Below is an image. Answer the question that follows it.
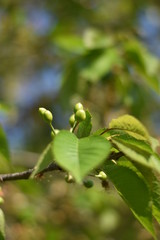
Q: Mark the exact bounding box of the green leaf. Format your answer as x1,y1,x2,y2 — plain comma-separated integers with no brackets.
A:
54,34,85,54
0,208,5,240
113,134,153,154
104,163,156,238
109,114,150,141
0,125,11,172
92,128,106,136
0,103,12,113
125,41,146,71
111,134,160,174
83,28,113,49
150,137,160,152
53,130,111,182
31,144,53,178
131,161,160,224
120,157,160,225
152,178,160,223
77,110,92,138
125,40,160,94
80,48,120,82
0,125,10,162
60,61,79,108
139,72,160,95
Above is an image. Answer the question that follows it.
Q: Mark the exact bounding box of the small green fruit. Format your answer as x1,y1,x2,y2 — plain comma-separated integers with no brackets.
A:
39,107,47,116
43,110,53,123
74,102,83,113
75,109,86,122
83,180,94,188
39,107,53,123
69,114,76,127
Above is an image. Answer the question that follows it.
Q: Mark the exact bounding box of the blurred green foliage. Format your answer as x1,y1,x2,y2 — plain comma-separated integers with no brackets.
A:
0,0,160,239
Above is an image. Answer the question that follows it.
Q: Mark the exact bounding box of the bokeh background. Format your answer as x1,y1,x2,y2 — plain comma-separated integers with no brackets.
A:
0,0,160,239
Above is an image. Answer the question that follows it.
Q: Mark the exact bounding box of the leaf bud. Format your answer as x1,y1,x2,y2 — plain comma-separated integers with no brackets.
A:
65,173,74,183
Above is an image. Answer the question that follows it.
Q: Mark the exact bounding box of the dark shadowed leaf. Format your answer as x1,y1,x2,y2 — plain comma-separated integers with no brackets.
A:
104,162,156,239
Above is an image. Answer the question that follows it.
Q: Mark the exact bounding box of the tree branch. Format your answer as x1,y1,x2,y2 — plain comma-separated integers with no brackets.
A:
0,151,123,182
0,162,62,182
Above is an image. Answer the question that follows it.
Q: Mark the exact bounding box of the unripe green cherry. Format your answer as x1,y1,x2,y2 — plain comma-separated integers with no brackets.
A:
39,107,53,123
74,102,83,113
75,109,86,122
69,114,76,127
83,179,94,188
43,110,53,123
39,107,47,116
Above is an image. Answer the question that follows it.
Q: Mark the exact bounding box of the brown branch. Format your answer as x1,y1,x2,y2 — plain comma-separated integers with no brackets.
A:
0,162,62,182
0,151,123,182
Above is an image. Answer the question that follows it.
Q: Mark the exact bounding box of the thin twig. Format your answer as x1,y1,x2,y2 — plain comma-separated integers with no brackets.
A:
0,162,62,182
0,151,123,182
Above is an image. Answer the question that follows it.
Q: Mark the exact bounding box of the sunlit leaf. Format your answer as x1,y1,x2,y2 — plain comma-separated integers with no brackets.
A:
83,28,113,49
53,130,111,182
54,34,85,54
150,137,160,152
108,114,150,141
111,134,160,174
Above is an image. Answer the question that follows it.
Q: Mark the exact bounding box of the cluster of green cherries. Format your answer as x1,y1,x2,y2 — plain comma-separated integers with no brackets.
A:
39,102,87,135
69,102,86,130
38,103,108,189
